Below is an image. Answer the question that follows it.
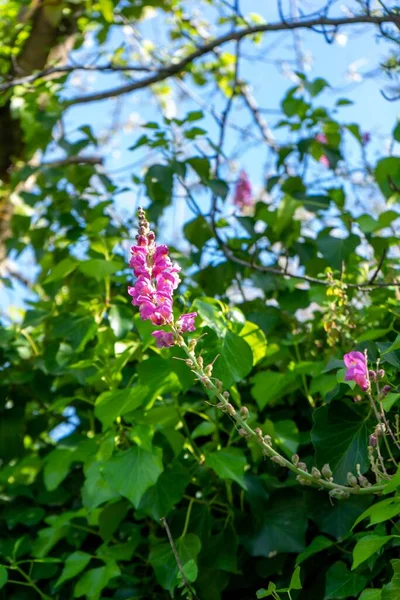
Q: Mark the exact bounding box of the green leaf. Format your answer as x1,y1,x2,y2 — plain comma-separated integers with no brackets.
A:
312,400,370,483
138,462,191,520
359,590,382,600
384,465,400,494
382,334,400,354
44,257,78,283
144,164,174,206
79,259,122,280
353,497,400,528
74,562,120,599
95,387,147,428
352,535,395,570
246,493,307,556
382,559,400,599
375,157,400,200
204,330,253,389
82,462,120,511
316,234,360,270
51,314,98,352
149,534,201,594
206,448,247,490
288,566,302,590
273,419,300,458
56,551,92,587
32,526,68,558
305,77,329,97
296,536,334,566
239,321,267,365
184,216,213,249
108,305,133,339
103,446,163,508
251,371,295,410
0,565,8,589
43,447,75,491
325,562,367,599
99,0,114,22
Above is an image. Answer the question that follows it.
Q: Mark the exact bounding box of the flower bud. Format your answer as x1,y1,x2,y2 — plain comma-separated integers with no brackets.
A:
329,489,350,500
296,475,312,486
321,464,333,480
185,359,193,367
189,339,197,352
240,406,249,420
238,428,247,437
254,428,263,441
298,462,308,472
223,391,230,399
204,365,213,377
226,403,236,417
377,369,385,379
311,467,321,479
375,423,386,437
291,454,299,467
369,434,377,447
368,370,377,382
358,474,371,488
347,472,358,487
263,435,272,445
271,455,286,466
197,356,203,369
382,385,391,397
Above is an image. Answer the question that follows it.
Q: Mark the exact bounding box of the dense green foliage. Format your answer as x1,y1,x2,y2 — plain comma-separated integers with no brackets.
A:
1,1,400,599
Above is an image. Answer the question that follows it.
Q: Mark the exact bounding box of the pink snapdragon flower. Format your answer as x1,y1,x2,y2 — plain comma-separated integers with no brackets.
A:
152,330,175,348
128,207,197,348
233,170,253,208
177,312,197,332
343,351,369,391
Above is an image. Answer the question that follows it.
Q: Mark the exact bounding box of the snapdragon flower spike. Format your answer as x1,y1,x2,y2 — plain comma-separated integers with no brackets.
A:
233,170,253,208
128,208,198,349
344,351,369,391
128,207,181,326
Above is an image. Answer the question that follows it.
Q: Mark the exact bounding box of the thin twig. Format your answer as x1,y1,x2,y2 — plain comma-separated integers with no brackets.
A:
369,249,388,284
160,517,200,600
64,13,400,106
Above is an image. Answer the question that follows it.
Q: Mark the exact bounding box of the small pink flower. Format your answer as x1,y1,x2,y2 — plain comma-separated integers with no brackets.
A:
319,155,330,168
316,133,328,144
344,351,369,391
152,330,175,348
177,312,197,333
233,170,253,208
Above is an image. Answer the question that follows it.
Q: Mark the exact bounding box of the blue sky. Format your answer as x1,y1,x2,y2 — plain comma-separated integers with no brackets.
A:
1,0,399,312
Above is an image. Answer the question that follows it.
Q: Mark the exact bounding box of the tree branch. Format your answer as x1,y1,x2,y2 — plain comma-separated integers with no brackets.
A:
40,155,103,169
0,63,154,92
65,13,400,107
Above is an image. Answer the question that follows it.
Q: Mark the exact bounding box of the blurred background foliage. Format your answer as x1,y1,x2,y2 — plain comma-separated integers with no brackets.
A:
1,1,400,599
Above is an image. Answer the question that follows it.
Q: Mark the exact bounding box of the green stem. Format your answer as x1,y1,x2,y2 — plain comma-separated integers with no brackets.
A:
175,399,201,460
181,498,194,539
294,343,315,408
178,338,386,496
12,565,50,600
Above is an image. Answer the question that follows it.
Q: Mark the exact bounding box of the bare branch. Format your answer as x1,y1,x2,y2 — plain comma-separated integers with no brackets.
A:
0,63,154,92
216,235,400,289
65,13,400,107
40,155,103,169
